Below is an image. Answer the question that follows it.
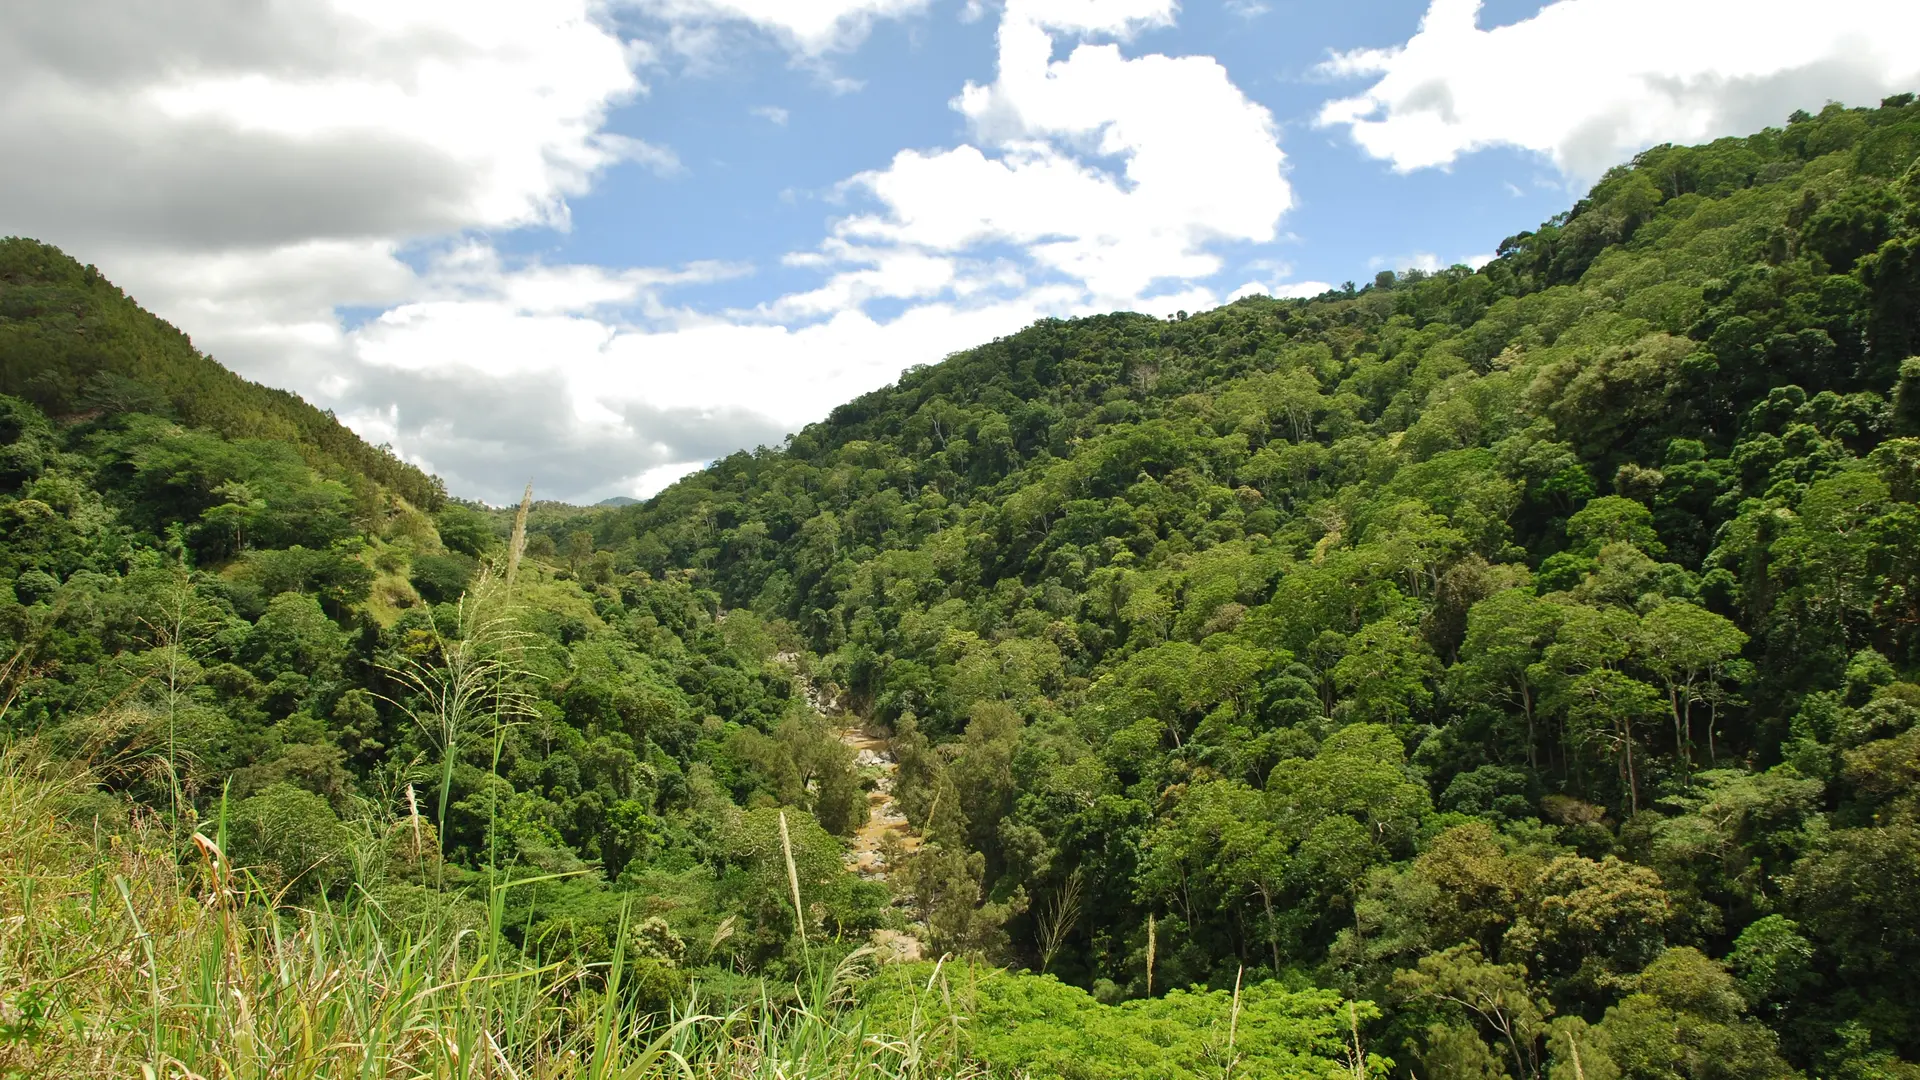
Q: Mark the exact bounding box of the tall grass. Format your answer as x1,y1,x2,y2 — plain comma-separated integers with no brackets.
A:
506,484,533,591
0,750,985,1079
377,569,537,886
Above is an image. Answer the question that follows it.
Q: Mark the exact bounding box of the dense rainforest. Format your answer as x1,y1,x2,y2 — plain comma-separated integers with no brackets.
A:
6,96,1920,1079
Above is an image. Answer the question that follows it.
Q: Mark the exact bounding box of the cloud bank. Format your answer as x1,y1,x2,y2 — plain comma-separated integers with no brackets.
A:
5,0,1912,503
1318,0,1920,179
1,0,1300,503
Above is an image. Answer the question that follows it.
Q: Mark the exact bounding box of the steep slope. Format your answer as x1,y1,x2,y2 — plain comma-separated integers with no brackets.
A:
0,238,443,510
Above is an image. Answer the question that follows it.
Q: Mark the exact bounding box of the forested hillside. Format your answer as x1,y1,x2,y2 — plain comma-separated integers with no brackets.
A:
0,239,444,509
6,96,1920,1078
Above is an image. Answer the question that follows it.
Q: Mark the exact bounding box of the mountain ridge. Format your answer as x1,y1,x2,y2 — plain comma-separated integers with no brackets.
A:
0,237,444,510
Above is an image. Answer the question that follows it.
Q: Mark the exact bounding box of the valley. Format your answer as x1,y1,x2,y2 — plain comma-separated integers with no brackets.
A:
4,95,1920,1078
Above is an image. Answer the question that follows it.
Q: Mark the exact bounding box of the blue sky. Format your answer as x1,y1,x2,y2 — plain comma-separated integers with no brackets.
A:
533,0,1565,309
5,0,1917,503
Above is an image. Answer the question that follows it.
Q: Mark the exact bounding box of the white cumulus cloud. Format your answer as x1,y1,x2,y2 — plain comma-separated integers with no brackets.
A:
335,269,1069,499
1,0,646,253
625,0,933,56
1230,279,1332,302
830,0,1290,304
1318,0,1920,179
1009,0,1179,35
1368,252,1442,274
